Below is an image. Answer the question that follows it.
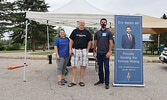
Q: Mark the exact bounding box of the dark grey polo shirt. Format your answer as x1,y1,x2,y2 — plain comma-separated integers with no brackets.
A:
94,29,113,53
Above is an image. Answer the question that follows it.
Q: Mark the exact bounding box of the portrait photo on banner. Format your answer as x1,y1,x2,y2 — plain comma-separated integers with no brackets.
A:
116,17,142,50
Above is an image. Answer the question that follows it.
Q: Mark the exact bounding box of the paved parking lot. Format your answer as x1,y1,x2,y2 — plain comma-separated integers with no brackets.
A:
0,57,167,100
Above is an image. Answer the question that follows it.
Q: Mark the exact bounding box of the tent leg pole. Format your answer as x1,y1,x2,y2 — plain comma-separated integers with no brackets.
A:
47,20,52,64
23,20,28,82
47,20,50,54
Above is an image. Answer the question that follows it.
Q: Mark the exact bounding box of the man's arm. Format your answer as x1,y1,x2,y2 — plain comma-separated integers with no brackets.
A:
93,40,97,57
87,41,92,52
106,40,113,58
69,39,73,57
87,31,92,52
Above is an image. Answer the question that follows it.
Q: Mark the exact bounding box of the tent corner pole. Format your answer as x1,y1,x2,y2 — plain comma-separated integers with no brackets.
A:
47,20,50,55
47,20,52,64
23,20,28,82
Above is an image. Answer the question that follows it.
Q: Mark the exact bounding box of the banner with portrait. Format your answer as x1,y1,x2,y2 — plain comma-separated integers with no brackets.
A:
114,15,144,86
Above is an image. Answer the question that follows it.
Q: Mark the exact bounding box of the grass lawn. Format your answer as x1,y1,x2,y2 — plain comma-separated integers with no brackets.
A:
30,51,54,55
143,53,160,57
143,51,160,57
30,51,160,57
0,50,25,53
0,50,54,55
0,50,161,57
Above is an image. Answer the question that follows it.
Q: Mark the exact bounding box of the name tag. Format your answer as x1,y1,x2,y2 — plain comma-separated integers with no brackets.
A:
102,33,107,37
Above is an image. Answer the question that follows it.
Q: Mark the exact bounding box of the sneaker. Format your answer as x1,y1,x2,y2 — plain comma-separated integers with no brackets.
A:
58,81,65,86
61,79,67,83
105,84,109,89
94,81,104,86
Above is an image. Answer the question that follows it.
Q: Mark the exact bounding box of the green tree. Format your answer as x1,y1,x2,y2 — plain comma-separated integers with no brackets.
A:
0,39,13,50
8,0,57,51
0,0,15,39
0,40,6,50
150,13,167,47
162,13,167,20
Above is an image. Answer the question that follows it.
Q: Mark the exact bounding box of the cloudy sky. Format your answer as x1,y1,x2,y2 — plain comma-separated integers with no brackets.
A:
45,0,167,18
44,0,167,38
4,0,166,39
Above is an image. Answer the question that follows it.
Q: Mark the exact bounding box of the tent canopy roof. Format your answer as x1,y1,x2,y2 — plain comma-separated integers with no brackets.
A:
134,13,167,28
26,0,167,34
51,0,110,14
26,0,114,28
133,14,167,34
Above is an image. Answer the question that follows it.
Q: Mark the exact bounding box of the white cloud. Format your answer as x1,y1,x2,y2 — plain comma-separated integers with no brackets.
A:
4,0,166,39
46,0,71,11
45,0,167,39
46,0,167,18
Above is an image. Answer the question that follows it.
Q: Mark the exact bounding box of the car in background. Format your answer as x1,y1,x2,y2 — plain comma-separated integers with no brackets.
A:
159,47,167,63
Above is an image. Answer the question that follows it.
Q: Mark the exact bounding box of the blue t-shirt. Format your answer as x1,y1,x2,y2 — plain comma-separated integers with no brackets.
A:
54,37,69,57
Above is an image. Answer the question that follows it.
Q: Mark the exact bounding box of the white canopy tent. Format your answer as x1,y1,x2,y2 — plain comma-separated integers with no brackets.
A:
24,0,167,81
26,0,114,28
24,0,114,82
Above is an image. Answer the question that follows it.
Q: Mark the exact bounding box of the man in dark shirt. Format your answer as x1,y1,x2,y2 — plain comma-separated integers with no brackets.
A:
93,18,113,89
68,20,92,87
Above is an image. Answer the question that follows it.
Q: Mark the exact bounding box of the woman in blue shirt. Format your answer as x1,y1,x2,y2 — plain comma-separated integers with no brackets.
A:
54,29,69,86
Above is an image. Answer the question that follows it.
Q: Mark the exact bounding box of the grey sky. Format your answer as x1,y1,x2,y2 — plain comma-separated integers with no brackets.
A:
46,0,167,18
3,0,166,39
44,0,166,39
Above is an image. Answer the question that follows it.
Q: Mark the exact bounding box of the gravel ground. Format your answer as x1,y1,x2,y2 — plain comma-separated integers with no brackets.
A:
0,57,167,100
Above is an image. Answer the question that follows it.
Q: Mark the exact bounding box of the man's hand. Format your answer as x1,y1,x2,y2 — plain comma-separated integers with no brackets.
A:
93,40,97,58
93,51,96,57
87,49,89,53
69,39,73,57
106,52,111,58
106,40,113,58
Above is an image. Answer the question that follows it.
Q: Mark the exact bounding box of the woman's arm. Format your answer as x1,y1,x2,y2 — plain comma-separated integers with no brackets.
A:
54,46,60,59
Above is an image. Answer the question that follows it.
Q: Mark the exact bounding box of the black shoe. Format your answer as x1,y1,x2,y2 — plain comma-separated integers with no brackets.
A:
105,84,109,89
94,81,104,86
68,82,77,87
61,79,67,83
58,81,65,86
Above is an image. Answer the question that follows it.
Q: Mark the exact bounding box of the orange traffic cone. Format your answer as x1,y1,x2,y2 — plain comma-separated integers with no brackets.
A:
8,64,28,70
